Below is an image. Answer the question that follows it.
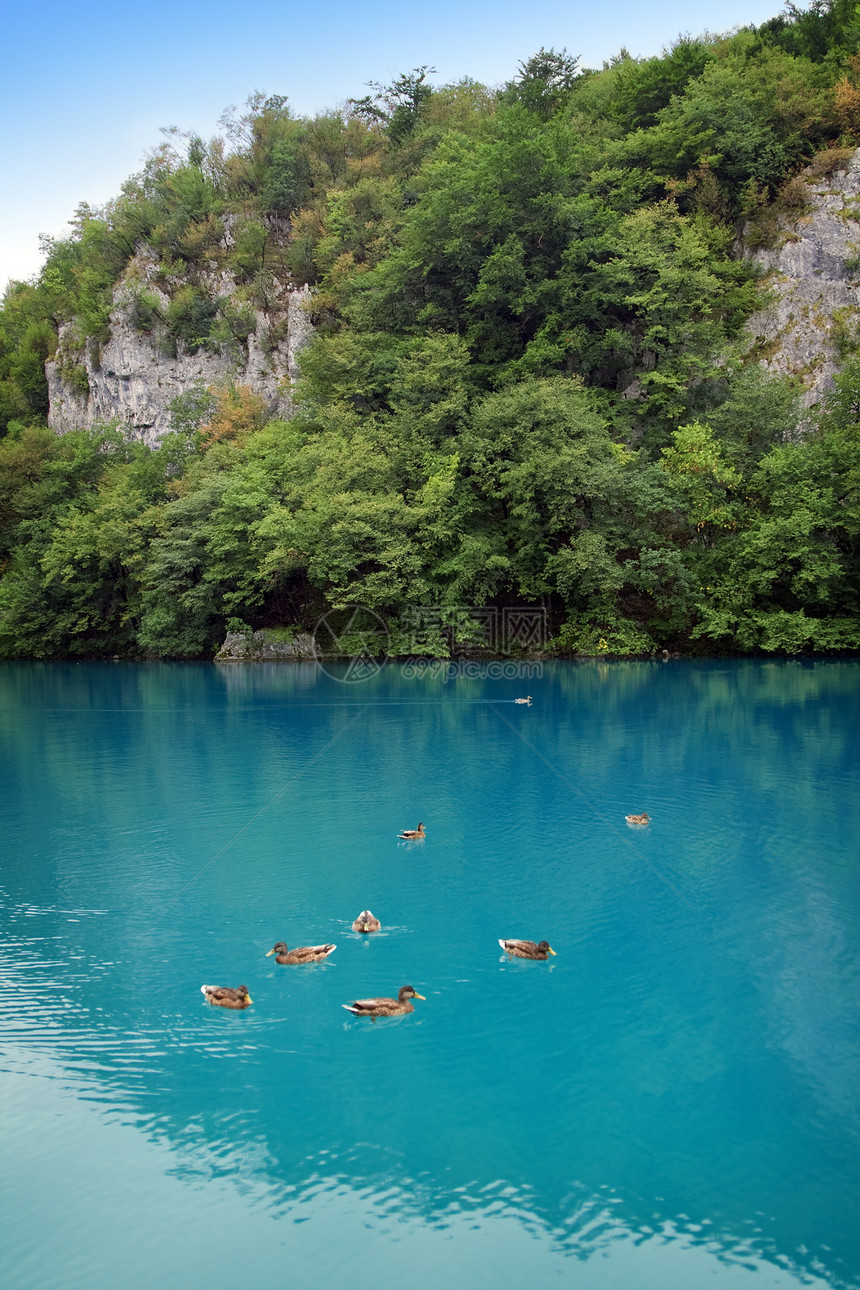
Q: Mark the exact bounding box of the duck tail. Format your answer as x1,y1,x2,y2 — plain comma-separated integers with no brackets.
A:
342,1004,359,1014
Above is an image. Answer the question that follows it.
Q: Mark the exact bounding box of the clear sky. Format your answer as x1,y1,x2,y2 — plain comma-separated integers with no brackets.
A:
2,0,785,290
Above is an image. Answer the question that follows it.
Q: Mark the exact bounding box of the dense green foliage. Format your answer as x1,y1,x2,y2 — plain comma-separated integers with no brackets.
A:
1,1,859,658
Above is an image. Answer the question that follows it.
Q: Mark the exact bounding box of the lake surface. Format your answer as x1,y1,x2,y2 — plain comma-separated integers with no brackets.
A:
1,658,858,1289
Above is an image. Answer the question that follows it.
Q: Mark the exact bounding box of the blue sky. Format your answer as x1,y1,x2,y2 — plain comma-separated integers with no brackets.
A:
2,0,785,289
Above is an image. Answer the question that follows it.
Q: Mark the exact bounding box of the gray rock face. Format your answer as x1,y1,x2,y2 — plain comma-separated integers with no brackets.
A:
215,629,318,662
744,151,860,406
47,255,314,445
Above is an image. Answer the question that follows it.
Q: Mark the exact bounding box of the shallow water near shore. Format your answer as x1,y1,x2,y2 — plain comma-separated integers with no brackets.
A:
1,658,858,1290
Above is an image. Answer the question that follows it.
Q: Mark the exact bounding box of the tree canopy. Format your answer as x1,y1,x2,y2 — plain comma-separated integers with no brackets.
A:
1,0,859,658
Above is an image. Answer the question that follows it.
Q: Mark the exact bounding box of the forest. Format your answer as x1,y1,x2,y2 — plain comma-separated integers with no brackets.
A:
1,0,859,659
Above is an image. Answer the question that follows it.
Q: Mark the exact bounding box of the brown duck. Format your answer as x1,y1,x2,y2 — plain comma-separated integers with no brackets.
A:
498,939,557,960
398,822,425,840
342,985,425,1018
625,812,650,825
201,984,252,1009
266,941,336,965
352,910,381,933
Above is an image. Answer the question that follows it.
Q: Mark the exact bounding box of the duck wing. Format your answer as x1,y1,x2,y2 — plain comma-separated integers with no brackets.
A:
201,984,235,1001
342,996,396,1014
201,985,251,1006
499,939,540,957
290,943,336,962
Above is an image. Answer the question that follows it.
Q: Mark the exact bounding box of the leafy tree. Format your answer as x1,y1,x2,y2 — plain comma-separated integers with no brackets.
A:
0,426,157,657
624,35,836,210
350,67,436,142
500,48,581,120
604,39,714,133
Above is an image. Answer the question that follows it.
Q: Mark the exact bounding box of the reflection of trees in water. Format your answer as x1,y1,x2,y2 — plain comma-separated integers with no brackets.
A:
1,659,858,1288
2,930,857,1290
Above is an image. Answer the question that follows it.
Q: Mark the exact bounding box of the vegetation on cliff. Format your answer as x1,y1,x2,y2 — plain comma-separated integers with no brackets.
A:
1,0,859,658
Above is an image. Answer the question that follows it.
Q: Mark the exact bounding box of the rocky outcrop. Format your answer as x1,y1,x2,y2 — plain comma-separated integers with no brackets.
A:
215,629,318,662
47,251,314,445
744,150,860,406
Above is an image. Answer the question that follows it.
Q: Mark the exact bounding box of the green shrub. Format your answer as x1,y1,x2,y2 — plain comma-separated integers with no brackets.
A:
165,287,218,354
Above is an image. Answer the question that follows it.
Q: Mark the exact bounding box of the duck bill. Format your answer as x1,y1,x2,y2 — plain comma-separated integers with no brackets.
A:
413,992,426,1000
245,996,253,1004
265,949,275,957
548,948,557,955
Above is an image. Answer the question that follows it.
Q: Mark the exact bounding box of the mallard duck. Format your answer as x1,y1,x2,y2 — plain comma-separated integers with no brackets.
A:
514,696,533,705
498,939,557,960
201,984,252,1009
352,910,381,933
265,941,336,964
625,812,650,825
398,822,425,840
342,985,425,1017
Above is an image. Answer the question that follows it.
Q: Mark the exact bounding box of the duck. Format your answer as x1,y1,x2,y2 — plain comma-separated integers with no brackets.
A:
352,910,381,933
398,822,425,840
498,939,557,960
265,941,336,964
625,812,650,826
514,696,533,705
342,985,425,1018
201,984,252,1009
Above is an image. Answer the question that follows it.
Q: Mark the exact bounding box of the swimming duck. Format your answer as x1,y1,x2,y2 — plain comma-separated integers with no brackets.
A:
398,822,425,840
498,939,557,960
265,941,336,964
514,696,533,705
342,985,425,1018
625,812,650,826
352,910,381,933
201,984,252,1009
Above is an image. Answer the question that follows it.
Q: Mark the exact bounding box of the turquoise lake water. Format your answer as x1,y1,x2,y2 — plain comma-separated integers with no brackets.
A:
0,658,858,1289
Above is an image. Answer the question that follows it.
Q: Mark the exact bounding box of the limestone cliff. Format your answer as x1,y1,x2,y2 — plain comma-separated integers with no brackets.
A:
46,147,860,439
743,149,860,407
46,250,314,445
